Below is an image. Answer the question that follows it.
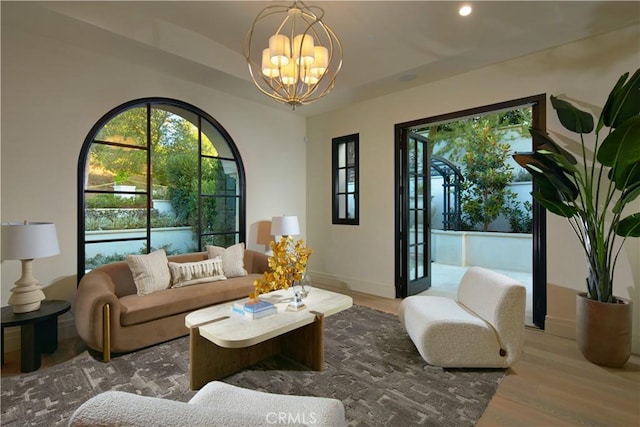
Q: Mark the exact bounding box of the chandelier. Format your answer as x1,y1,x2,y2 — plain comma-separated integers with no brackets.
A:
243,1,343,109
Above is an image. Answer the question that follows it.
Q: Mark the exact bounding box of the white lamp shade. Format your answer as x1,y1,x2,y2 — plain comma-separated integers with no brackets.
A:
293,34,315,65
1,222,60,260
280,61,299,85
269,34,291,67
310,46,328,75
271,216,300,236
261,48,280,77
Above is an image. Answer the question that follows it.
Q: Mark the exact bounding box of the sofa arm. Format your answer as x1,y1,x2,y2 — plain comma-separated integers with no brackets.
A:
244,249,270,274
74,270,121,355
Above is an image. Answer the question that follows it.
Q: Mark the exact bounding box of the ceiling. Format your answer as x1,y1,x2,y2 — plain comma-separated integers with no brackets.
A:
3,1,639,116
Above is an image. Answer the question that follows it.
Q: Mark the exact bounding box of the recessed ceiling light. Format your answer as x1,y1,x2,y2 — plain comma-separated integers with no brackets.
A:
459,4,472,17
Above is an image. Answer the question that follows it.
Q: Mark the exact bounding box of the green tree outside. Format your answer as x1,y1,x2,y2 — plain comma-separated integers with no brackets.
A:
459,119,517,231
423,109,532,232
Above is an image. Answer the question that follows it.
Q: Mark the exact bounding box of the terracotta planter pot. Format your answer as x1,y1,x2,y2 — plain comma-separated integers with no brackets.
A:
576,293,632,368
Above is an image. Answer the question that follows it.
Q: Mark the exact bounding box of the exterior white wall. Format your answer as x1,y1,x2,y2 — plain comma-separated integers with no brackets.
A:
0,26,307,316
306,25,640,350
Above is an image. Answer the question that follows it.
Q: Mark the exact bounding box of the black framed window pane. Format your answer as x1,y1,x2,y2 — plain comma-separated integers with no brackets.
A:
201,120,233,158
409,252,417,281
338,194,346,218
201,196,238,234
338,169,346,192
347,168,356,189
95,107,147,146
201,233,238,248
87,144,148,192
85,197,148,232
202,158,239,195
347,194,356,219
79,99,246,277
408,144,416,171
332,133,359,225
338,143,346,167
84,240,146,271
151,229,196,255
347,142,356,166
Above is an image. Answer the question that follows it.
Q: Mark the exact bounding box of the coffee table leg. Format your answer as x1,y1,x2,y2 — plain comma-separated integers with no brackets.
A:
20,323,41,373
189,313,326,390
282,312,325,370
190,327,276,390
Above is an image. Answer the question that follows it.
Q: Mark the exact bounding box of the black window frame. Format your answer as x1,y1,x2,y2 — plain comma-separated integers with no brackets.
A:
332,133,359,225
77,97,246,281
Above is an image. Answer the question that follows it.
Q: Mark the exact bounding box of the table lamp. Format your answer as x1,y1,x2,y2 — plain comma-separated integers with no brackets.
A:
271,215,300,238
1,221,60,313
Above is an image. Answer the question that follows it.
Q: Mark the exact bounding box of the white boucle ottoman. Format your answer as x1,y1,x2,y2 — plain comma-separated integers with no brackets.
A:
399,266,526,368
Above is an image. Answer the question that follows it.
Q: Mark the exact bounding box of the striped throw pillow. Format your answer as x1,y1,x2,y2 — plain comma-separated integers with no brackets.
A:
169,256,226,288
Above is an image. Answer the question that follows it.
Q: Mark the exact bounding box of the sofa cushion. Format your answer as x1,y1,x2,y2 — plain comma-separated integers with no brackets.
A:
207,243,248,278
169,257,226,288
119,274,260,326
126,249,171,296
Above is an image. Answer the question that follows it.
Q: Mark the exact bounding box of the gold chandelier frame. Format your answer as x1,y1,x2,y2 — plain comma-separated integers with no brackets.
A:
243,1,343,109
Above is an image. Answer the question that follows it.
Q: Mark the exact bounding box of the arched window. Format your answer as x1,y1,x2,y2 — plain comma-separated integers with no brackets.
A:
77,98,245,279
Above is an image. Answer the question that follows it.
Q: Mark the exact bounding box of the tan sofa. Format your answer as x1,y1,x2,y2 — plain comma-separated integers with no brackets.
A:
74,250,269,361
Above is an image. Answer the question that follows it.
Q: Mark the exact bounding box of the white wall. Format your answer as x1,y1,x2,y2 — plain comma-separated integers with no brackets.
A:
0,25,307,331
306,25,640,350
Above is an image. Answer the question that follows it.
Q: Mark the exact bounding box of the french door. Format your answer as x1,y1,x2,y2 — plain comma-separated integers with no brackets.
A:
394,95,548,329
395,131,431,296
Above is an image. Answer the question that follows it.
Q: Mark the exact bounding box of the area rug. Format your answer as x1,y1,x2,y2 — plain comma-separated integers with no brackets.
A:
1,305,505,426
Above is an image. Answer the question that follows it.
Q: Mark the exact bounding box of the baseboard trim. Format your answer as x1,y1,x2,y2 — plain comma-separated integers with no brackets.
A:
544,315,576,340
309,271,395,299
2,312,77,352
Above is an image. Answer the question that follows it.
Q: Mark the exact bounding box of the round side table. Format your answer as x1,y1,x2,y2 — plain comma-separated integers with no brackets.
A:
1,300,71,372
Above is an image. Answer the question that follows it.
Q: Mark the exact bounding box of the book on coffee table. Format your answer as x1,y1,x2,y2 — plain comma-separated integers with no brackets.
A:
231,299,277,319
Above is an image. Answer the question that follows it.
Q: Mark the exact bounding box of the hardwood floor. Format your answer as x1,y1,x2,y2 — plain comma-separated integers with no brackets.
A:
2,290,639,426
342,289,639,426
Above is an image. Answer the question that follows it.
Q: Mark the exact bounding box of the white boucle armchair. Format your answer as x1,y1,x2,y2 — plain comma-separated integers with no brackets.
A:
399,266,526,368
68,381,345,427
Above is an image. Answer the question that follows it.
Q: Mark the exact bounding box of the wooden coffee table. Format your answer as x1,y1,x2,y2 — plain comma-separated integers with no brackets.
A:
185,288,352,389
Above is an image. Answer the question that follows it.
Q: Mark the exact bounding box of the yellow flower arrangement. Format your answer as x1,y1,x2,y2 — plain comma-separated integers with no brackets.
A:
251,236,313,298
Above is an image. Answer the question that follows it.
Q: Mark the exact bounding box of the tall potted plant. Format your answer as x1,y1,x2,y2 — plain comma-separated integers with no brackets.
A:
514,69,640,367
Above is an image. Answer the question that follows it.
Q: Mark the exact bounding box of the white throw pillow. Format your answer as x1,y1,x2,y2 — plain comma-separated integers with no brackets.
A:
206,243,248,278
169,257,227,288
126,249,171,296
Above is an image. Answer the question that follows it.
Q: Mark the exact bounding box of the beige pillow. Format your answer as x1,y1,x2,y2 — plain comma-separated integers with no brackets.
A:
126,249,171,296
169,257,226,288
206,242,248,278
